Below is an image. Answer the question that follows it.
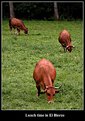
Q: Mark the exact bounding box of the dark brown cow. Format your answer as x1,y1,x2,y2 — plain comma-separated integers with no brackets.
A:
33,58,59,103
9,18,28,35
58,29,74,52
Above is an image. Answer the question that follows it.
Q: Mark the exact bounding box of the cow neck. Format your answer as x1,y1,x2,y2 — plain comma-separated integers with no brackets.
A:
66,44,72,49
66,39,71,47
21,22,26,30
42,70,53,89
39,65,53,89
22,26,26,31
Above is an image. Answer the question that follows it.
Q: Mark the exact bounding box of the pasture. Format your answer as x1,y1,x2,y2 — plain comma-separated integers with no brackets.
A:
2,20,83,110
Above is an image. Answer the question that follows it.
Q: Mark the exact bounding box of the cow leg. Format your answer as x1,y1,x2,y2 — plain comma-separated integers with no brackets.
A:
63,47,66,52
15,29,18,35
36,84,41,96
10,26,12,31
9,25,13,34
17,28,20,35
62,44,66,52
64,47,66,52
10,27,13,34
13,27,17,35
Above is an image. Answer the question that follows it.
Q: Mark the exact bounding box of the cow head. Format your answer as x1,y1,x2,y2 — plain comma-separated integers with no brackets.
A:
24,28,28,34
45,86,59,103
66,45,73,52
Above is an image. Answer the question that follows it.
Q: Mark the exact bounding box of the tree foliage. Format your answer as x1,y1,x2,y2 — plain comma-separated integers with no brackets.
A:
2,2,83,20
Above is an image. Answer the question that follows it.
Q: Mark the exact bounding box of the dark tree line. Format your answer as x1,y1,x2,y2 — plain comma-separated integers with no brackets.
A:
2,2,83,20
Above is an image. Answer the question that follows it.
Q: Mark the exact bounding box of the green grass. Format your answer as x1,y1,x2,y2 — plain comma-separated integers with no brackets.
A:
2,20,83,110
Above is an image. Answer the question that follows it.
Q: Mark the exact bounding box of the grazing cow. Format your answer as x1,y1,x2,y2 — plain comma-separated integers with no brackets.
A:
33,58,60,103
9,17,28,35
58,29,74,52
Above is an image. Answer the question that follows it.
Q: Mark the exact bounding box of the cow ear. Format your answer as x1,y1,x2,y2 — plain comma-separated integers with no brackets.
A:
70,45,75,48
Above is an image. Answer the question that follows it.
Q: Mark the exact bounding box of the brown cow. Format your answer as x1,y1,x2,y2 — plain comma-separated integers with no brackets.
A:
58,29,74,52
33,58,60,103
9,17,28,35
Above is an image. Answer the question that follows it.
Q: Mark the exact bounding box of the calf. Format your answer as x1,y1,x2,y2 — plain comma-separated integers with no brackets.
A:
9,17,28,35
58,29,74,52
33,58,59,103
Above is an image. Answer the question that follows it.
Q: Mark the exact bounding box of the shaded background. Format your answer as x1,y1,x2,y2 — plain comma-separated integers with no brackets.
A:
2,2,83,20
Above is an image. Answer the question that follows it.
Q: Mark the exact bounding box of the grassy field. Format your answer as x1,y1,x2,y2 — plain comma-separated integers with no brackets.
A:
2,20,83,110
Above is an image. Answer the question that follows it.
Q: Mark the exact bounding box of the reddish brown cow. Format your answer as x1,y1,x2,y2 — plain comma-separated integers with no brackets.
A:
33,58,59,103
9,18,28,35
58,29,74,52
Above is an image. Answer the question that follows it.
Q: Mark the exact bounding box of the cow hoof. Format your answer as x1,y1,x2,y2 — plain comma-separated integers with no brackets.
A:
36,93,38,96
48,101,54,103
36,93,40,97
